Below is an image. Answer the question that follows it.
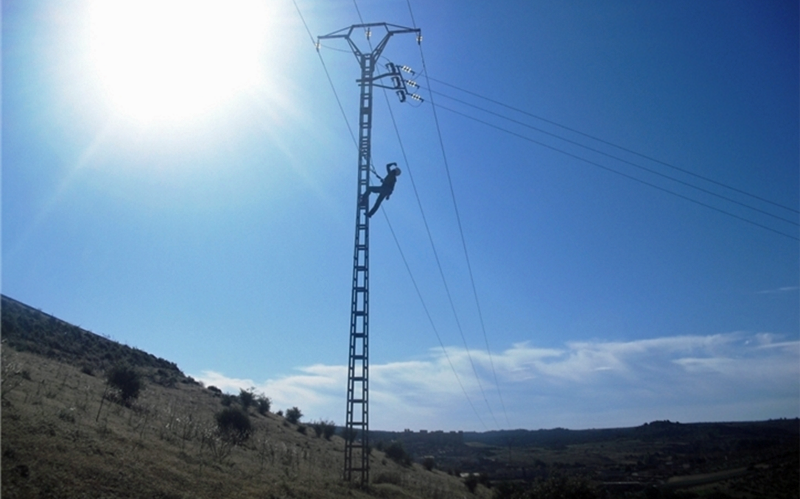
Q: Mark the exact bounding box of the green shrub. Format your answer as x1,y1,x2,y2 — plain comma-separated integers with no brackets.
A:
58,408,76,423
373,471,402,485
256,396,271,415
423,456,436,471
106,364,142,404
239,388,255,410
323,421,336,440
285,406,302,424
384,441,412,466
215,407,252,444
311,419,336,439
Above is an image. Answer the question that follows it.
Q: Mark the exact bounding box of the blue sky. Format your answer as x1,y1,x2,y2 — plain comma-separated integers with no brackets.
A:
3,0,798,431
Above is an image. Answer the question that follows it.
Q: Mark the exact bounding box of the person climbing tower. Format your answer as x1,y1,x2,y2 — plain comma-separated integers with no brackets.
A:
360,162,401,218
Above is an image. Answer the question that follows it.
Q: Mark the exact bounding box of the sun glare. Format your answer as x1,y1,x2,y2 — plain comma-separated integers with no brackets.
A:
88,0,271,124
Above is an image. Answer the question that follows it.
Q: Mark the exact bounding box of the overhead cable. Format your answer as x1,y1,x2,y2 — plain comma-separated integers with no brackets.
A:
434,102,799,241
351,0,493,429
427,76,799,216
428,89,797,227
293,0,358,152
382,210,489,431
407,0,510,429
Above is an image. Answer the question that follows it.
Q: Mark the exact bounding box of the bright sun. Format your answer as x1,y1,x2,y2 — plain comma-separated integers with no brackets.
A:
88,0,271,124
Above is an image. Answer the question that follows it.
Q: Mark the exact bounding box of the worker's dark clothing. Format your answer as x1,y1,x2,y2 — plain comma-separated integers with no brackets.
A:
361,163,400,218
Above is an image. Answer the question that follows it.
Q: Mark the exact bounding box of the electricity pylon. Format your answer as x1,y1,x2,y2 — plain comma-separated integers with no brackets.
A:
317,23,420,486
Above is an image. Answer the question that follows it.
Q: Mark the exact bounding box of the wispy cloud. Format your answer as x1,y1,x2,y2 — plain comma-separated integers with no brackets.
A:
193,332,799,431
757,286,799,295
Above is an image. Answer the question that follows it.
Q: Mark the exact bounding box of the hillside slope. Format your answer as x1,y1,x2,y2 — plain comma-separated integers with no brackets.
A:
1,295,489,499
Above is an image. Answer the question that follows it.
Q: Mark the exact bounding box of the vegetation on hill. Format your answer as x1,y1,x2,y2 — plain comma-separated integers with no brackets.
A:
1,295,184,387
1,295,490,498
2,295,797,499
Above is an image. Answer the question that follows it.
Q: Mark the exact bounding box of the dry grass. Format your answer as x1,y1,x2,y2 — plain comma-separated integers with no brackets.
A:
1,347,491,499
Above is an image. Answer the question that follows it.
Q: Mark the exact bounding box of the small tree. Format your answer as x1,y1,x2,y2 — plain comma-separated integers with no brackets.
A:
323,420,336,440
239,388,255,410
215,407,252,444
256,395,271,415
423,456,436,471
311,419,336,439
384,441,412,466
285,406,303,424
106,364,142,404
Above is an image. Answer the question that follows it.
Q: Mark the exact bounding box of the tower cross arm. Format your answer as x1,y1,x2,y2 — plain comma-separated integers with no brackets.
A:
317,23,421,60
317,22,420,41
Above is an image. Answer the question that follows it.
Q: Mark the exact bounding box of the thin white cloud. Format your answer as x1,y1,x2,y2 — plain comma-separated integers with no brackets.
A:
193,331,800,431
757,286,800,294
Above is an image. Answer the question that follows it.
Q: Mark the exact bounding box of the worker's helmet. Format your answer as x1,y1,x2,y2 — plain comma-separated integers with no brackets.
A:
394,168,402,176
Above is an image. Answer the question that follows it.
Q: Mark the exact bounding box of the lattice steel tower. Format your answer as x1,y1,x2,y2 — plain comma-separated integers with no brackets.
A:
317,23,420,486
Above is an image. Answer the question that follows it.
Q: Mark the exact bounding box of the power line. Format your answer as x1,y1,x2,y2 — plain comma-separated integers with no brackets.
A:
427,76,799,216
293,0,359,152
361,6,491,430
297,3,383,179
433,102,799,241
427,88,798,227
382,210,488,431
408,2,509,429
405,0,419,29
380,80,497,430
352,0,364,23
347,0,505,430
301,0,498,430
